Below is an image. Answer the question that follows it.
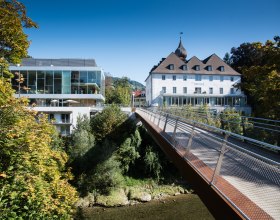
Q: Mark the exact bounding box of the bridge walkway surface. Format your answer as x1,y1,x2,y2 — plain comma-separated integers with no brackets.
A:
135,108,280,220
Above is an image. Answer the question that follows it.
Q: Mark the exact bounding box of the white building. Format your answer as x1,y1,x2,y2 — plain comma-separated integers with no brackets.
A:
145,39,251,114
9,58,105,135
133,90,146,107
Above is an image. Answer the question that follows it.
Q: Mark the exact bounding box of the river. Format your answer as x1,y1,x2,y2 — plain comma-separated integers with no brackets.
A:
78,194,214,219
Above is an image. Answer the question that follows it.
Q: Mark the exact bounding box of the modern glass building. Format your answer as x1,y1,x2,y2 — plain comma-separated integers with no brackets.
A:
9,58,105,135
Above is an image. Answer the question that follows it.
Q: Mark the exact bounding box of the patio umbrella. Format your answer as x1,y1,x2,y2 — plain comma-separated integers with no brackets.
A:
64,100,80,104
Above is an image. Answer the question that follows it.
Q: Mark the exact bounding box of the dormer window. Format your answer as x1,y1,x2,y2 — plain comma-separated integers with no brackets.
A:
220,66,225,72
169,64,174,70
207,65,212,71
194,65,200,71
182,65,187,70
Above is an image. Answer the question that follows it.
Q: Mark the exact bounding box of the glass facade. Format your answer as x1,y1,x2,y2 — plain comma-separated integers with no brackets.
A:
163,96,247,107
11,70,104,96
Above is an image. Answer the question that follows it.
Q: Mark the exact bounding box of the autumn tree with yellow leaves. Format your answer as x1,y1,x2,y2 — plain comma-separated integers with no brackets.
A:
0,78,78,219
0,0,78,219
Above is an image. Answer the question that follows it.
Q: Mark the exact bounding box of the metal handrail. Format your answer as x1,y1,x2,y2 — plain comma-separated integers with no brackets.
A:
159,106,280,129
155,109,280,151
152,108,280,150
136,108,280,219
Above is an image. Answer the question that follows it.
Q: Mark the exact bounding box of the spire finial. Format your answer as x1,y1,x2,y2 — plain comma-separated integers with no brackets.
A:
179,32,183,41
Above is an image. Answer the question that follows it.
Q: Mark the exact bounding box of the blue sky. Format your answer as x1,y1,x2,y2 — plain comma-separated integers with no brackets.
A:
22,0,280,84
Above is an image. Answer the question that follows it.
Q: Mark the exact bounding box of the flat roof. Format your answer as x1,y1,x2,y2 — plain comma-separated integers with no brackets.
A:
10,58,97,67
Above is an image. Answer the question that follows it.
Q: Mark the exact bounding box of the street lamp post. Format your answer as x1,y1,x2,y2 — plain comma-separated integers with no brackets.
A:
132,92,135,108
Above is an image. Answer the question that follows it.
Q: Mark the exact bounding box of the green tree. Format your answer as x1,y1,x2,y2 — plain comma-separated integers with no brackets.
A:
117,129,141,173
223,52,231,65
144,146,162,181
226,36,280,119
90,105,127,142
68,114,95,160
0,0,38,64
105,77,132,106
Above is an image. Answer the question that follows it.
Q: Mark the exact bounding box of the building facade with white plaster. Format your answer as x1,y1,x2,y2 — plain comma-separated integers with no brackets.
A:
145,39,251,114
10,58,105,135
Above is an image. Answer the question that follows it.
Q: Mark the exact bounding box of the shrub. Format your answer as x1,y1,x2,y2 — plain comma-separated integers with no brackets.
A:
220,108,242,134
87,157,124,194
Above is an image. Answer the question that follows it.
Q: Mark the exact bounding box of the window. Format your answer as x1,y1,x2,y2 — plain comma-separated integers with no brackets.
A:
195,87,201,94
220,66,225,72
60,125,70,136
195,65,200,71
209,75,213,81
61,114,70,123
173,87,177,94
173,75,176,81
230,88,234,94
207,65,212,71
183,75,187,81
182,65,187,70
220,88,223,94
162,75,166,80
183,87,187,94
162,87,166,93
209,88,213,94
230,76,234,81
49,114,54,121
220,76,224,81
169,64,174,70
195,75,201,81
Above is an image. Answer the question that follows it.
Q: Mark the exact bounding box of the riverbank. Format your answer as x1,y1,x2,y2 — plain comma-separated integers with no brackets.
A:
77,194,214,220
76,180,192,208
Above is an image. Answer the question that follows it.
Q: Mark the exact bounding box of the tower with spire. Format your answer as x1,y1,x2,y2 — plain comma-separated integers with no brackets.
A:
145,34,250,114
175,36,187,60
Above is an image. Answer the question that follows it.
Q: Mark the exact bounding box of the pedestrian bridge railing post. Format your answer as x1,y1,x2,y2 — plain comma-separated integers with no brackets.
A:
157,111,162,127
172,117,179,147
163,114,169,132
211,133,229,185
185,122,196,156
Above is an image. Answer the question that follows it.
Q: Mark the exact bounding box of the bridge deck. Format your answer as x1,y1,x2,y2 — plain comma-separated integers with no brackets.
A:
136,109,280,220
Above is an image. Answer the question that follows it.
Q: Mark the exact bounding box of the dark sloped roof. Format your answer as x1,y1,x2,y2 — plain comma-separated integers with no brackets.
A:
11,58,97,67
150,52,187,74
150,53,240,76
